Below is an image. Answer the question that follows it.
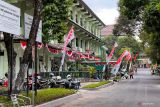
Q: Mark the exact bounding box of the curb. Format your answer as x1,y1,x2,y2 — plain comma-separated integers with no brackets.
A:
82,81,114,90
36,92,80,107
36,81,114,107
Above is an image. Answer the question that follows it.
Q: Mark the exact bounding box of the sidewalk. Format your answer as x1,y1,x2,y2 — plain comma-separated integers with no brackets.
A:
36,81,114,107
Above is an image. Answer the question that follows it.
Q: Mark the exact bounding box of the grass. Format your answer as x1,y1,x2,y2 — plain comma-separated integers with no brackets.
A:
82,81,111,89
0,88,76,107
113,76,121,81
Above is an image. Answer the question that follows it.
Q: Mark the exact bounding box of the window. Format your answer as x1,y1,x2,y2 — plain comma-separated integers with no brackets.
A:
76,38,79,47
80,17,83,26
85,41,87,50
81,40,83,48
76,14,78,23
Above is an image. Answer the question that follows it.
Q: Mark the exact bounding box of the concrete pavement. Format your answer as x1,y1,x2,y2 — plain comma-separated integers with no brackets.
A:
37,68,160,107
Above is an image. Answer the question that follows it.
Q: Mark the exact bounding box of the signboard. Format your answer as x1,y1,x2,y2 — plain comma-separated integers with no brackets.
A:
0,0,20,35
24,13,42,42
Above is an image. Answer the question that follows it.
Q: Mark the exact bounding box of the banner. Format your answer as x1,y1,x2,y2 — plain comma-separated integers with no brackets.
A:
0,0,20,35
59,26,75,71
24,13,42,42
111,50,131,75
102,42,118,72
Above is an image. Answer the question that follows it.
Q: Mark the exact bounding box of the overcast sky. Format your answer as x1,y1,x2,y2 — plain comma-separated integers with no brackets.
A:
83,0,119,25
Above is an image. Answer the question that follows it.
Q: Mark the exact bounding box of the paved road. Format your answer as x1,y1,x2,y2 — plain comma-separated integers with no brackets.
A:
56,68,160,107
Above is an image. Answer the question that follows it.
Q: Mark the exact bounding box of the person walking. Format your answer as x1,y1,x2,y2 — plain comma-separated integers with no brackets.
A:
129,66,134,79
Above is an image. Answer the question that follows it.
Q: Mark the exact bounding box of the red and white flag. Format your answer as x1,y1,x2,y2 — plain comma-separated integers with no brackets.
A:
106,42,118,63
111,50,131,74
59,26,75,71
103,42,118,72
62,26,75,52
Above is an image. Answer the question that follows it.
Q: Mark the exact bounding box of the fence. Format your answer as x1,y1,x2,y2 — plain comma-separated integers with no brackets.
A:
39,71,90,79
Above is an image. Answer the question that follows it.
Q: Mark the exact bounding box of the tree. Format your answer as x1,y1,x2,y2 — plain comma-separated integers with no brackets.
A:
42,0,73,43
115,36,141,58
4,33,17,90
116,0,160,64
14,0,42,91
14,0,73,91
102,35,117,50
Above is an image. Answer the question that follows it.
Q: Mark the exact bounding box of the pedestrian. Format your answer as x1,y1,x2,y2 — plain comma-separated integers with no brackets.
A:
129,66,134,79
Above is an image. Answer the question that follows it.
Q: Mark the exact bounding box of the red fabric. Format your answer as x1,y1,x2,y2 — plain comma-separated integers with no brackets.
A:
94,57,101,61
46,44,61,54
3,80,8,87
20,41,27,49
67,51,73,57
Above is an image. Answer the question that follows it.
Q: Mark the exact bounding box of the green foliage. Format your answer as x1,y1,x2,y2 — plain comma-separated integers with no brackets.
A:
115,36,141,58
113,15,136,36
103,35,117,50
42,0,73,43
142,1,160,63
117,0,160,63
113,76,121,81
32,88,75,105
82,81,111,89
88,66,96,78
119,0,149,20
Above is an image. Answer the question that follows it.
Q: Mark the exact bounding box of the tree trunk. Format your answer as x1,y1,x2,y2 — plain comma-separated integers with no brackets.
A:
3,33,17,91
14,0,42,91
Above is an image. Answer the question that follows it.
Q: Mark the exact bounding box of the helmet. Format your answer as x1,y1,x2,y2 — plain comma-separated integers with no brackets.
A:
67,75,71,80
57,76,61,80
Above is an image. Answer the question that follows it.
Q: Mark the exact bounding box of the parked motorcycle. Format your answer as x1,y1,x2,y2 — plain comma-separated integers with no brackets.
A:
64,75,80,90
23,75,49,90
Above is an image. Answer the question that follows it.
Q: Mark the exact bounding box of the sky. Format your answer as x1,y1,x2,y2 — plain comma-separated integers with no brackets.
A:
83,0,119,25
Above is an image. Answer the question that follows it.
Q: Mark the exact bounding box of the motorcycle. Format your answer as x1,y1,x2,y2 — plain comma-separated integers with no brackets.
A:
64,75,80,90
23,75,49,90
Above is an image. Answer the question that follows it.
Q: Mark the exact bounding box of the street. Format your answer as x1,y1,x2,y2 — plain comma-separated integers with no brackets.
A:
56,68,160,107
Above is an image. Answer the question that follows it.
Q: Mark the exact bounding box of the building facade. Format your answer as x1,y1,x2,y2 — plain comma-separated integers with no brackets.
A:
0,0,107,78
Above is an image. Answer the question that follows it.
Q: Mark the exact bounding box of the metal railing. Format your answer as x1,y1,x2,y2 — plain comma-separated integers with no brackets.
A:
39,71,90,79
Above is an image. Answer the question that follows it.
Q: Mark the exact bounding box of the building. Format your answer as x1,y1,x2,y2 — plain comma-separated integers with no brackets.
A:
0,0,107,78
101,25,114,38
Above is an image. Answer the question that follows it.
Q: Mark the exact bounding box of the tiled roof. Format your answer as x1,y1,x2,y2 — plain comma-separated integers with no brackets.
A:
101,25,114,36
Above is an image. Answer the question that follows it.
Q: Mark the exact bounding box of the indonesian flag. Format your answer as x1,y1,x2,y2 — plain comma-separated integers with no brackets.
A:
62,26,75,52
103,42,118,72
106,42,118,63
111,50,131,74
59,26,75,71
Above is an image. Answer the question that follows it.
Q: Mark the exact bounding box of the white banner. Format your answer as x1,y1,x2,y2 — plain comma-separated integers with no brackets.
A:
0,0,20,35
24,13,42,42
